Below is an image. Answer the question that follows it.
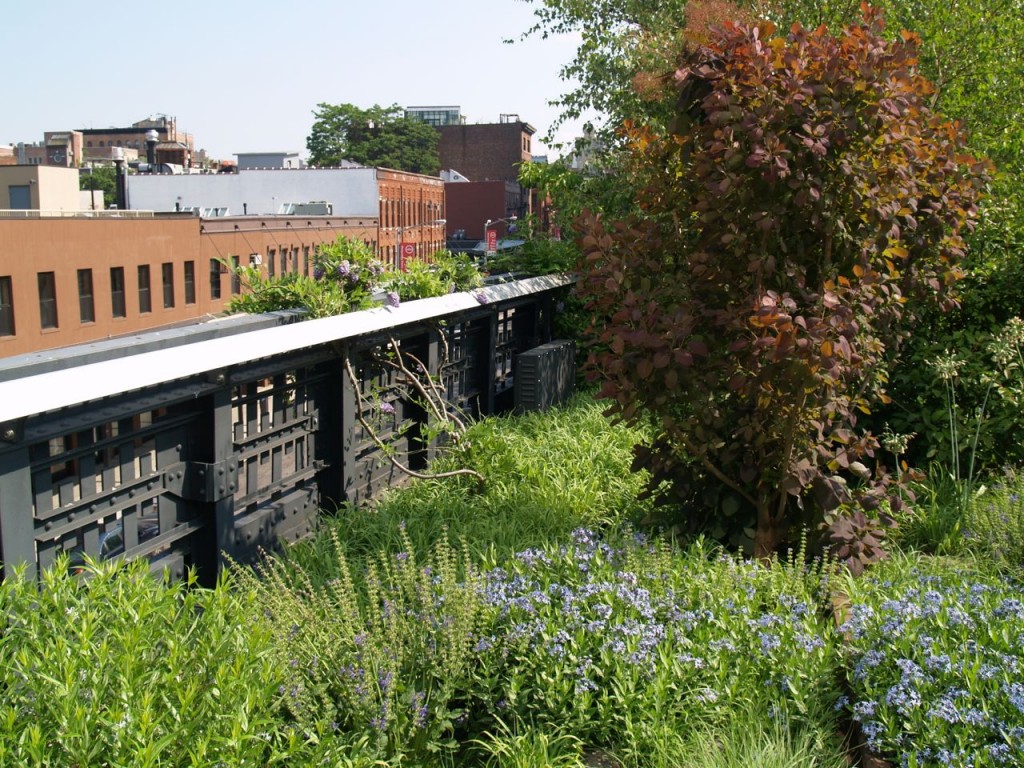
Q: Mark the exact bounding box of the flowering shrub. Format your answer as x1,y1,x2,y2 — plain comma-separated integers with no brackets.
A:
840,563,1024,767
233,527,490,764
312,236,389,311
387,250,482,301
471,529,841,753
228,238,485,319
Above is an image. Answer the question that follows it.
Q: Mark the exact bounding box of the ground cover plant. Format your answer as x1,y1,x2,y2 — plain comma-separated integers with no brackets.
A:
288,392,655,572
239,524,847,767
838,555,1024,767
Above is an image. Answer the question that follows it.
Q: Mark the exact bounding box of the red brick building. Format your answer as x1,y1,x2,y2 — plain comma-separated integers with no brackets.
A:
80,115,195,167
444,180,523,240
437,118,535,185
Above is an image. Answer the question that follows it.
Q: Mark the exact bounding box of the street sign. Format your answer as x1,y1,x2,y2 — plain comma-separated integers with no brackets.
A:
486,229,497,254
400,242,415,271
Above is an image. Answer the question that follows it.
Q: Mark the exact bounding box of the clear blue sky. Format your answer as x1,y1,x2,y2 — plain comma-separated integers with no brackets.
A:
0,0,591,161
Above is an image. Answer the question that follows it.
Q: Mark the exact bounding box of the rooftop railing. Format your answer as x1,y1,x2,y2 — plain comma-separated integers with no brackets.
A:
0,275,572,584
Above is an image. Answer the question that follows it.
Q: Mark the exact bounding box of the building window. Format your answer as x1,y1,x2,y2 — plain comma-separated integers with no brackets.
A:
110,267,126,318
210,259,222,299
77,269,95,323
37,272,58,329
138,265,152,313
231,256,240,294
86,141,92,148
267,249,275,277
184,261,196,304
0,276,14,337
162,262,175,308
302,246,310,276
99,141,105,148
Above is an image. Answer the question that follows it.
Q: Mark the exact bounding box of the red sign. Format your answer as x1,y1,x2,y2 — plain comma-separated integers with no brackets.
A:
486,229,498,254
399,242,415,271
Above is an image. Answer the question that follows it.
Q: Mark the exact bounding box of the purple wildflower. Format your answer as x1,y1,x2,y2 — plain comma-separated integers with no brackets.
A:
380,401,396,415
411,691,428,729
386,290,401,308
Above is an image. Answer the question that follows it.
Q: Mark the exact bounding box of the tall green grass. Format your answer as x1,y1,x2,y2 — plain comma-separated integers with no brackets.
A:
285,392,654,580
0,558,303,767
893,467,1024,572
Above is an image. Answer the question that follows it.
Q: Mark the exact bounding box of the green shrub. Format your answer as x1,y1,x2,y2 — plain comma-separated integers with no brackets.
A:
227,266,350,317
487,236,578,278
387,250,482,300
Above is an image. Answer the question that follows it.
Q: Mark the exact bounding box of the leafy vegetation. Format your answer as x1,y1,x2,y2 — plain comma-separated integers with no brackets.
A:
306,103,440,174
578,7,990,558
5,390,1024,766
0,561,300,767
839,558,1024,767
7,3,1024,767
79,165,117,209
225,236,482,318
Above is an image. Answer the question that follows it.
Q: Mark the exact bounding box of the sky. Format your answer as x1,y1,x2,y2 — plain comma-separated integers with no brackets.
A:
0,0,592,161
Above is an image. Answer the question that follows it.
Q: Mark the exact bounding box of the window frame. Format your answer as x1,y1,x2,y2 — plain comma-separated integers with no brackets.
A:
37,271,58,330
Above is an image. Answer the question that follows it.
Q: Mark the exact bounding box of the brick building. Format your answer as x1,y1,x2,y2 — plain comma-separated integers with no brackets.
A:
444,180,523,241
127,167,445,268
80,115,195,167
42,131,85,167
0,214,376,358
436,117,536,233
437,117,535,184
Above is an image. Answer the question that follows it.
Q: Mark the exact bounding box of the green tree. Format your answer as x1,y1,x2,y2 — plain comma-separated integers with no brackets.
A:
578,9,990,558
516,0,690,145
306,103,440,174
79,165,117,209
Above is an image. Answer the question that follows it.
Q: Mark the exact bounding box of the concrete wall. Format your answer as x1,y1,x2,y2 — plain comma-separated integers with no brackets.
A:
236,153,303,170
0,166,81,210
127,167,381,216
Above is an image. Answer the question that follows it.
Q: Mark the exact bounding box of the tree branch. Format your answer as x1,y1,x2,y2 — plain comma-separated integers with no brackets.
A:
343,353,484,487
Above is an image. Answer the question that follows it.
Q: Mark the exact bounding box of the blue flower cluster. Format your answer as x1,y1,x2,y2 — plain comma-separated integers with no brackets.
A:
476,528,837,723
841,571,1024,767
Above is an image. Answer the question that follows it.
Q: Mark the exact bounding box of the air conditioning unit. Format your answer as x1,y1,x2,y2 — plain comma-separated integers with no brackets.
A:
514,340,575,413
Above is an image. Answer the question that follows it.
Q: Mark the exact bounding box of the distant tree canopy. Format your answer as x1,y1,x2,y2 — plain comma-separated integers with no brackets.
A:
306,103,440,175
79,165,117,209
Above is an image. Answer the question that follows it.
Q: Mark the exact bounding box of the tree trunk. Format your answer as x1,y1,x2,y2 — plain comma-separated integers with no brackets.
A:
754,501,782,560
